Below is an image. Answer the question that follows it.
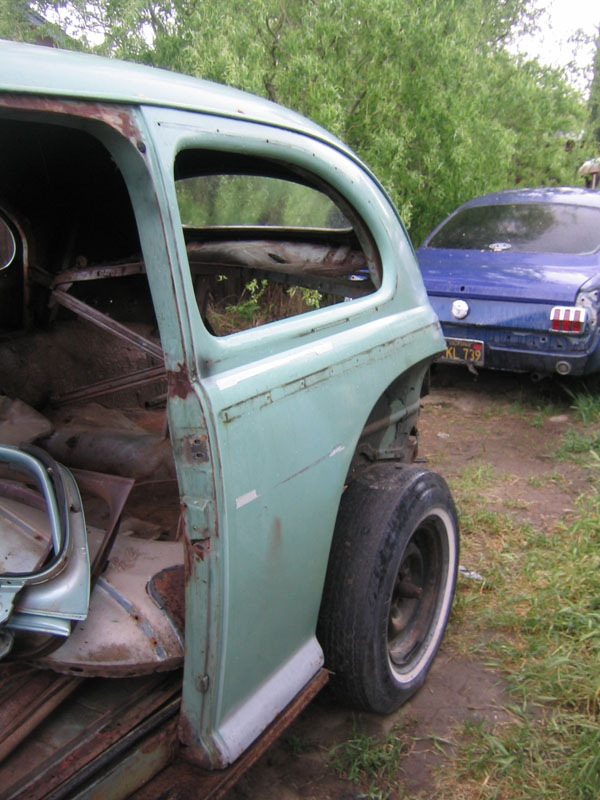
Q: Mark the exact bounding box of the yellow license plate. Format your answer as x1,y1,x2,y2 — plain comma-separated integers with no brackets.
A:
440,338,484,365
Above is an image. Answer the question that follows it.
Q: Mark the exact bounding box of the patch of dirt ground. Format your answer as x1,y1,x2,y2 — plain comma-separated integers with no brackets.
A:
224,366,595,800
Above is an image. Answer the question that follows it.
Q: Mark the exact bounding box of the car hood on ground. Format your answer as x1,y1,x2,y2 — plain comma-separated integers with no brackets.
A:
416,247,599,305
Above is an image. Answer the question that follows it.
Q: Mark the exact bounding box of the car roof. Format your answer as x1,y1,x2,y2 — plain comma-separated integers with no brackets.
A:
0,39,350,154
458,187,600,210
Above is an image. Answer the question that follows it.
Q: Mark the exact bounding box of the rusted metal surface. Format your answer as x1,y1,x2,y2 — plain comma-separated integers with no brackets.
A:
43,406,175,482
53,262,147,286
0,667,82,762
0,396,53,445
182,434,209,465
0,673,181,800
134,668,329,800
186,239,373,299
79,714,179,800
40,532,184,677
147,565,185,639
50,289,163,362
186,240,366,276
167,364,193,400
121,480,181,543
0,94,144,145
52,366,166,407
188,539,211,562
70,469,135,582
45,259,166,406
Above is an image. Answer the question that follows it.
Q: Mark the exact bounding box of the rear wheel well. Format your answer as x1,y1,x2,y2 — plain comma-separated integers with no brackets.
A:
345,359,431,485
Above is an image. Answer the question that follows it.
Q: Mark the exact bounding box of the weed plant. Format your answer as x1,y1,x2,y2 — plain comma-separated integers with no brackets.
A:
563,383,600,425
328,722,412,799
206,278,322,334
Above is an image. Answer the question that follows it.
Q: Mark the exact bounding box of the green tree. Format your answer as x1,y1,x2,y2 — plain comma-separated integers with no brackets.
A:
5,0,588,241
589,30,600,145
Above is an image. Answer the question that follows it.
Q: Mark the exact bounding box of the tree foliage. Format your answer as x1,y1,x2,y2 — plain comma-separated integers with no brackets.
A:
5,0,589,243
589,31,600,146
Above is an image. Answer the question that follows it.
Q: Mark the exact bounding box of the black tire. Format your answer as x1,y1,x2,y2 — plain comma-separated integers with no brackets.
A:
317,463,459,714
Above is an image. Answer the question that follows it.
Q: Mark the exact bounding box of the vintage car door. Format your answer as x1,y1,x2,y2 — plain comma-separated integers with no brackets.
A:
140,103,443,767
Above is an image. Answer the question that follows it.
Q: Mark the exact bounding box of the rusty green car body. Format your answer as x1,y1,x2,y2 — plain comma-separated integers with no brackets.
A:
0,40,456,798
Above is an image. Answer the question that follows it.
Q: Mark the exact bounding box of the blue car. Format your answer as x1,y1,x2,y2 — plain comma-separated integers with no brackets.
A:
416,188,600,377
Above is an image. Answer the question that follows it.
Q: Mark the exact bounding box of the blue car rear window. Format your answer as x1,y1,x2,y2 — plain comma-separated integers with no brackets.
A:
427,203,600,254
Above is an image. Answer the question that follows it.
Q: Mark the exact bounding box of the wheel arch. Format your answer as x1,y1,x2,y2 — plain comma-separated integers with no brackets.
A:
343,356,431,491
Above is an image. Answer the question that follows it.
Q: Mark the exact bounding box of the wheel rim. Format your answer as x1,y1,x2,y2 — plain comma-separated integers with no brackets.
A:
387,516,447,675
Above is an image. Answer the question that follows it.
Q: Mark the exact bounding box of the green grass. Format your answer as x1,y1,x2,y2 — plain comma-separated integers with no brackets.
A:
455,463,497,490
451,713,599,800
328,721,414,799
328,487,600,797
431,398,600,797
506,389,565,422
328,386,600,799
526,474,543,488
553,428,600,462
435,490,600,799
563,384,600,425
551,385,600,464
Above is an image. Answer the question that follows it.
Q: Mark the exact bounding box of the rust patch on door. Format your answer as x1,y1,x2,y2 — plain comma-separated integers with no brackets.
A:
168,364,192,399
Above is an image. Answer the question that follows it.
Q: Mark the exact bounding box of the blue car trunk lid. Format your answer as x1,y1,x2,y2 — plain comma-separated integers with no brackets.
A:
417,248,597,305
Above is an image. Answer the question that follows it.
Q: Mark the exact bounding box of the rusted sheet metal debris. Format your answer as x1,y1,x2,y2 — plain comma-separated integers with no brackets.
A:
147,565,185,639
80,714,180,800
40,533,184,677
70,468,135,582
186,240,366,276
53,262,147,286
43,411,175,482
186,239,373,298
0,396,53,445
0,673,181,800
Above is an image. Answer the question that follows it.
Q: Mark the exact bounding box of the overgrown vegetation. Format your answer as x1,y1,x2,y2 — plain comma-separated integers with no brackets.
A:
4,1,597,243
436,384,600,799
440,486,600,800
554,385,600,461
204,278,323,335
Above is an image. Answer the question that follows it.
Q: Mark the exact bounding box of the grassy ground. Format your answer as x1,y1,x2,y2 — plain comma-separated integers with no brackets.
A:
327,377,600,800
444,471,600,794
